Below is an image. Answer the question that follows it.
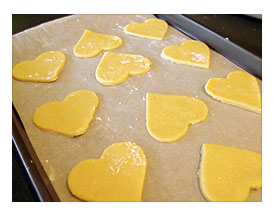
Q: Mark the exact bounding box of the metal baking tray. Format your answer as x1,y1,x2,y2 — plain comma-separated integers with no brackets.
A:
12,14,262,201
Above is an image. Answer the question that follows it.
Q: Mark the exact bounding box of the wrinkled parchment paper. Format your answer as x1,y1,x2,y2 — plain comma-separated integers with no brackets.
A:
12,14,262,202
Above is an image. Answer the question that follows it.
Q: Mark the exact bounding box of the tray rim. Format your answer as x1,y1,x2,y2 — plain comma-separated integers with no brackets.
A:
156,14,262,79
12,104,60,202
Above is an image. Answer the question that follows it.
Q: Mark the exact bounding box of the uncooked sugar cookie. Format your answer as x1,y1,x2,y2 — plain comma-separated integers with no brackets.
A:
146,93,208,142
73,29,122,58
161,40,210,69
12,51,66,82
33,90,98,137
96,52,151,85
68,142,147,202
205,71,261,113
124,18,168,40
198,144,262,202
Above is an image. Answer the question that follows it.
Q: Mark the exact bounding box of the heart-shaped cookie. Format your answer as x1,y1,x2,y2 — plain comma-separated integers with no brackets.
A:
161,40,210,69
73,29,122,58
33,90,98,137
198,144,262,202
68,142,147,202
124,18,168,40
146,93,208,142
12,51,66,82
96,52,151,85
205,71,261,113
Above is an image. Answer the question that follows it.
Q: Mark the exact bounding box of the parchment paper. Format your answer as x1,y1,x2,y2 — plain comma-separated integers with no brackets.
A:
12,14,262,202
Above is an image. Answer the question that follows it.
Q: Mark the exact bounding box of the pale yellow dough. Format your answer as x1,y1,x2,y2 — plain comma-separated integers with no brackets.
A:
205,71,261,113
146,93,208,142
124,18,168,40
12,51,66,82
73,30,122,58
198,144,262,202
161,40,210,69
33,90,98,137
68,142,147,202
96,52,151,85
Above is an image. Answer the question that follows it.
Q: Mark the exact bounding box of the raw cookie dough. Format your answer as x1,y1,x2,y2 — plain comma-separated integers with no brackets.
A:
205,71,262,113
33,90,98,137
161,40,210,69
96,52,151,85
124,18,168,40
198,144,262,202
12,51,66,82
68,142,147,202
73,29,122,58
146,93,208,142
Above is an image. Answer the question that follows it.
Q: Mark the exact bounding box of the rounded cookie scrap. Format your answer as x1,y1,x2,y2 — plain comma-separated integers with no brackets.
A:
12,51,66,82
161,40,210,69
68,142,147,202
124,18,168,40
96,52,151,85
146,93,208,142
33,90,98,137
198,144,262,202
73,29,122,58
205,71,262,113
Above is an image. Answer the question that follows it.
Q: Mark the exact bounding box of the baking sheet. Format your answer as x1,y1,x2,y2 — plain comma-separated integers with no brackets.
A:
12,14,262,202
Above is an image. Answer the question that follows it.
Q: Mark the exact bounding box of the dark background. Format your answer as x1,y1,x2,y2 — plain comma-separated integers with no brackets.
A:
12,14,262,201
